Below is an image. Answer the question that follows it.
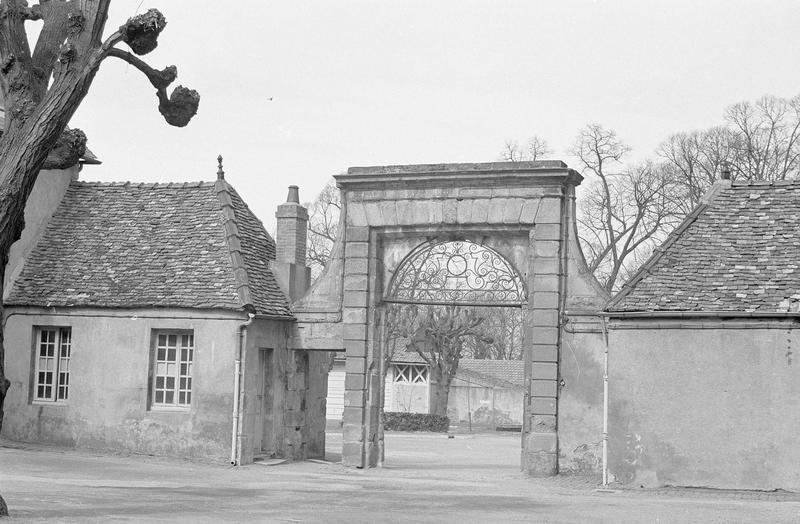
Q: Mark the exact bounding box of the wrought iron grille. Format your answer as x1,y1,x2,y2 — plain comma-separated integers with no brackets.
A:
385,240,526,306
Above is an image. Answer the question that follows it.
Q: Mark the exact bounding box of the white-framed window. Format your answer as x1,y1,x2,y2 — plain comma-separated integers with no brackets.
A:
151,331,194,408
34,327,72,403
392,364,428,384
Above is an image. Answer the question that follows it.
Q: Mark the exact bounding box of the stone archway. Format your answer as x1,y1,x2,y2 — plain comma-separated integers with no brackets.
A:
290,161,608,475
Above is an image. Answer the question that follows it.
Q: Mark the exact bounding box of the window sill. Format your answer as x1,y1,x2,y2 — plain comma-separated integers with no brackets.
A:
149,406,191,413
32,400,69,407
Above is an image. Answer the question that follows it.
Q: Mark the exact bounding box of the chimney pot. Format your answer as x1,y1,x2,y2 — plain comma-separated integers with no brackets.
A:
286,185,300,203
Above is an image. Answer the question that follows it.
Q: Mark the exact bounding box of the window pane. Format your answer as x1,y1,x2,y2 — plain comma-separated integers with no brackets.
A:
167,347,176,361
156,376,164,389
157,347,166,361
155,391,164,403
164,391,174,404
168,334,177,346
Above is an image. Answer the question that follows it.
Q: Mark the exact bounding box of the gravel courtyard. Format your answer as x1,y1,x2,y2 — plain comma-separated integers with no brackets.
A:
1,432,798,523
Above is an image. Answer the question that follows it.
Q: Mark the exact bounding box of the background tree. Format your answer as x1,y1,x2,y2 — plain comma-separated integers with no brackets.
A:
499,135,552,162
461,307,522,360
304,177,340,277
385,304,490,417
0,2,197,514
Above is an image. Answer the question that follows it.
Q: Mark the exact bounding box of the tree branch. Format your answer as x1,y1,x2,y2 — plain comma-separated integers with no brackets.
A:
106,48,198,127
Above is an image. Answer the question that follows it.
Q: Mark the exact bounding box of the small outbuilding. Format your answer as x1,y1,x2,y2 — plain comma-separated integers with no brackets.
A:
605,177,800,491
2,165,327,465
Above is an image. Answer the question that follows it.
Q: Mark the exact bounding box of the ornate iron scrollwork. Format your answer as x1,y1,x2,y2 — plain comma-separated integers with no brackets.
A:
385,240,526,306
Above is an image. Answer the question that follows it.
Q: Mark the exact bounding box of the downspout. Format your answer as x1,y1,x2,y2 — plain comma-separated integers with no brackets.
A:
600,315,609,486
231,312,255,465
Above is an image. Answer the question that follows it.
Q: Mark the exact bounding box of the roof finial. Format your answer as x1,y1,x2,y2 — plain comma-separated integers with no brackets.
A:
217,155,225,180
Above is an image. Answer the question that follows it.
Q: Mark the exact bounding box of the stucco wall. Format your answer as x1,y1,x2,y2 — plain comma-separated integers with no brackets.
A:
608,322,800,490
2,307,247,462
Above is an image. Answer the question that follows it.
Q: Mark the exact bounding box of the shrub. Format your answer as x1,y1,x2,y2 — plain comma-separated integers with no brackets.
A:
383,412,449,432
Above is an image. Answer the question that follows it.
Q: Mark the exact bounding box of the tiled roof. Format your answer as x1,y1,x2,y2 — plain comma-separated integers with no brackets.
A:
607,180,800,313
392,352,524,388
7,180,292,317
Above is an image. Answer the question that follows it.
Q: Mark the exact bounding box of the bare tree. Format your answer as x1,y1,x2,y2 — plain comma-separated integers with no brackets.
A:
386,304,489,417
305,178,341,278
462,307,522,360
500,135,553,162
725,95,800,181
572,125,682,292
659,94,800,213
0,3,197,513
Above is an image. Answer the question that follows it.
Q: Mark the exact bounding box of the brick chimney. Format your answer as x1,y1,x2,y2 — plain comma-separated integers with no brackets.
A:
273,185,311,301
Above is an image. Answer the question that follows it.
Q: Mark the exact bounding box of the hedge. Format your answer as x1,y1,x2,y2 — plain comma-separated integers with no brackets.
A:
383,412,449,432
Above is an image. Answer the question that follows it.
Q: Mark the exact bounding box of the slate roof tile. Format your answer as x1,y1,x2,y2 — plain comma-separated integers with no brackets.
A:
7,180,292,317
607,180,800,313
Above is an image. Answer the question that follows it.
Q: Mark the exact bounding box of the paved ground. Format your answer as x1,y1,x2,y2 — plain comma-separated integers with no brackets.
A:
1,432,798,523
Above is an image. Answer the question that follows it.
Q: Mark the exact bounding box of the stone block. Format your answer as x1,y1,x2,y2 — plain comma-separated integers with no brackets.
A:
524,431,558,453
364,202,383,225
531,379,558,397
531,414,557,432
344,274,368,291
346,226,370,242
532,291,559,309
342,323,367,341
503,199,524,223
534,240,560,258
532,274,560,293
345,357,367,374
347,201,368,227
521,450,558,477
342,407,363,425
470,199,489,223
345,241,370,258
430,200,444,224
536,198,562,224
343,290,368,308
531,362,558,380
343,307,367,324
345,373,365,390
396,200,414,225
345,390,365,407
531,309,559,326
342,442,364,467
534,223,561,241
532,327,559,345
531,396,557,415
519,199,540,224
411,201,432,225
443,199,458,224
533,258,559,275
343,423,363,442
344,339,367,357
456,199,473,224
531,343,558,362
487,198,507,223
381,201,398,226
344,258,368,276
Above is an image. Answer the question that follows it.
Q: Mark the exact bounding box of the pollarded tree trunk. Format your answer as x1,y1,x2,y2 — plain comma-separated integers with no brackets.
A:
0,2,198,515
428,362,455,417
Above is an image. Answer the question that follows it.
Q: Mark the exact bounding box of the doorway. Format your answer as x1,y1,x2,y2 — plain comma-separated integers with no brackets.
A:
255,348,275,456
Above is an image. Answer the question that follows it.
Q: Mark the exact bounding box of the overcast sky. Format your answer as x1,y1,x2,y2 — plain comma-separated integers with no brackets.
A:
71,1,800,233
